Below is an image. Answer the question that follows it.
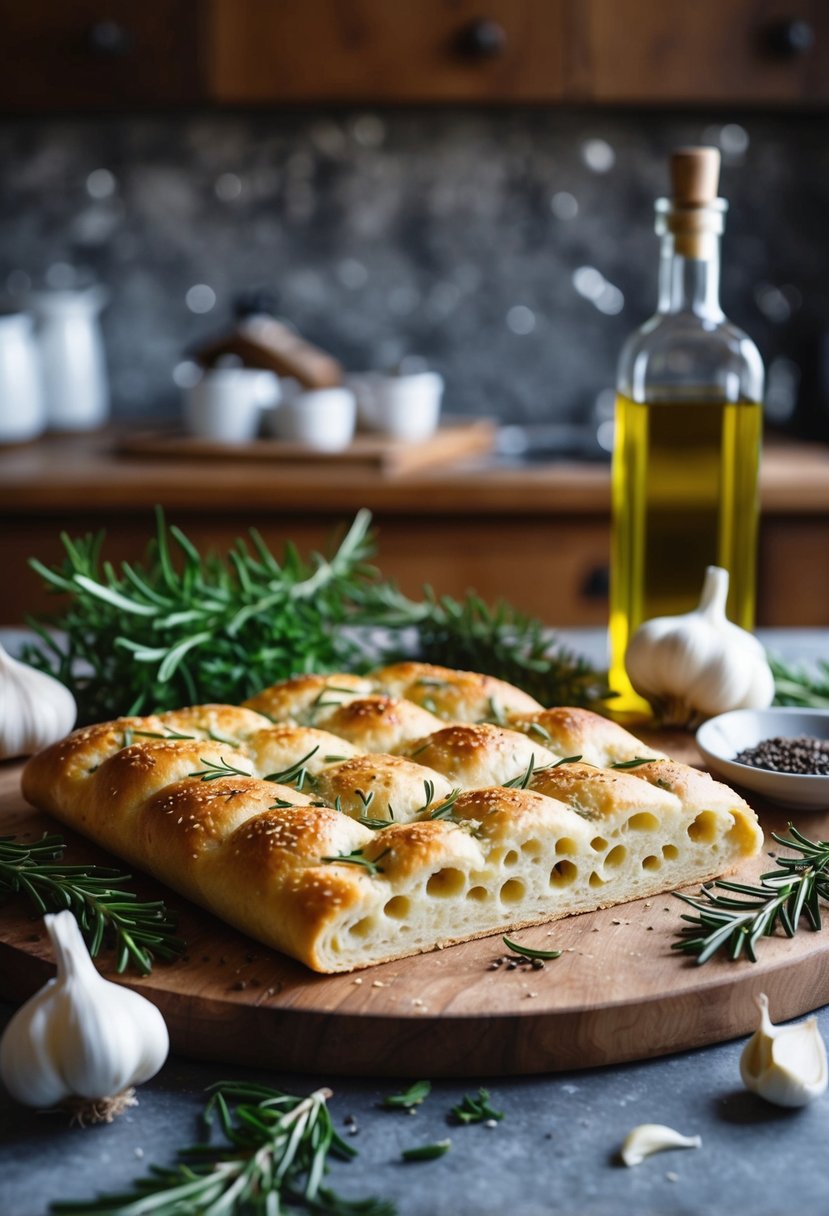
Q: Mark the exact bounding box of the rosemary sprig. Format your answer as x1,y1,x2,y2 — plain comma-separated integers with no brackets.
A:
610,756,658,770
770,655,829,709
382,1080,431,1110
401,1140,451,1162
503,757,537,789
51,1081,395,1216
23,510,606,724
265,747,320,791
428,789,463,821
321,848,391,876
0,834,184,975
451,1088,504,1125
673,826,829,964
189,756,251,782
502,936,562,961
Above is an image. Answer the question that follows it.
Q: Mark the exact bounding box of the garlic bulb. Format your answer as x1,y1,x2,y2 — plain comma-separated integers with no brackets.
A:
740,992,827,1108
0,911,168,1123
0,643,76,760
620,1123,702,1167
625,566,774,727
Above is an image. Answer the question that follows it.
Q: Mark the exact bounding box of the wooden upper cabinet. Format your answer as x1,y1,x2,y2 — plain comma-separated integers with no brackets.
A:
210,0,567,103
0,0,826,110
571,0,829,105
0,1,204,111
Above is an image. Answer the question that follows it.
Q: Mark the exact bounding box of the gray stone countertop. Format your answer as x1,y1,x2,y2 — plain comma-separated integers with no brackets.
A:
1,628,828,1216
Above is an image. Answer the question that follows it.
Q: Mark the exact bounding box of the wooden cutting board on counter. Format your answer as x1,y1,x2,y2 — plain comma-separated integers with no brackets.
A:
2,737,828,1078
116,419,495,477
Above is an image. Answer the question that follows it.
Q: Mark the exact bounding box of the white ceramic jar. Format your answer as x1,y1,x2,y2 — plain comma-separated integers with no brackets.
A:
0,312,45,444
350,370,444,441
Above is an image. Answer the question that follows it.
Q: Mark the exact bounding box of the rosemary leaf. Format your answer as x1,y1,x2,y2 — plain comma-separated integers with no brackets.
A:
502,936,562,961
321,848,391,877
382,1080,431,1110
0,834,184,975
401,1139,451,1162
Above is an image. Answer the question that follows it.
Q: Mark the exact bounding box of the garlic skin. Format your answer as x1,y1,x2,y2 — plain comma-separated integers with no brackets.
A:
0,911,168,1114
624,566,774,727
740,993,828,1108
0,643,76,760
620,1123,702,1167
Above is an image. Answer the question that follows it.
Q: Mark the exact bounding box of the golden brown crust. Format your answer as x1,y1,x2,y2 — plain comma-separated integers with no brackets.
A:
371,661,543,722
22,670,763,974
507,707,668,768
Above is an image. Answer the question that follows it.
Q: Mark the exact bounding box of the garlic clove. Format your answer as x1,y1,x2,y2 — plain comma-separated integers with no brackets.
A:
0,643,77,760
740,993,828,1108
620,1123,702,1167
0,911,169,1119
625,565,774,727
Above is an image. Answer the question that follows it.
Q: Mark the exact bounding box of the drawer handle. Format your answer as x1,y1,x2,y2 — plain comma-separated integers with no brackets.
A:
455,19,507,59
86,20,134,57
766,18,815,57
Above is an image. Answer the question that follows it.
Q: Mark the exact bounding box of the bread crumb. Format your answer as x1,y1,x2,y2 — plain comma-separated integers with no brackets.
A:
372,980,385,988
353,978,363,985
525,992,538,999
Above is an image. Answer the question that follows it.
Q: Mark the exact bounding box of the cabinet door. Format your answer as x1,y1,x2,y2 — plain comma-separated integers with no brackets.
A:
0,0,204,111
573,0,829,104
210,0,566,103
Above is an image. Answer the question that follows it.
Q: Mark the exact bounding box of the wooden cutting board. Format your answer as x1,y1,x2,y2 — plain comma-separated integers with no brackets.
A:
2,741,828,1078
115,420,495,477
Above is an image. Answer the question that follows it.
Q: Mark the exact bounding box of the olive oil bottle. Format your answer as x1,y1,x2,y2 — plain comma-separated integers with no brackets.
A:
610,148,764,713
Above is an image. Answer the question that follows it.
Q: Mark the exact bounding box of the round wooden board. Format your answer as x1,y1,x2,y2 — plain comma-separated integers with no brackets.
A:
2,738,828,1078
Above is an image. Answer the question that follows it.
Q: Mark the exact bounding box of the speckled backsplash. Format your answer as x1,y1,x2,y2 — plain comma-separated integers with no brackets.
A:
1,108,827,439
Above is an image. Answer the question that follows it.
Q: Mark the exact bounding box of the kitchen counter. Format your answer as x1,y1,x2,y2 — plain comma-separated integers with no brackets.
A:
2,431,829,629
2,627,829,1216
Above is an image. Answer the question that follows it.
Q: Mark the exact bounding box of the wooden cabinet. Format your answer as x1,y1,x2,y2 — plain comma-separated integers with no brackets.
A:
570,0,829,106
0,0,826,110
0,0,204,111
211,0,567,104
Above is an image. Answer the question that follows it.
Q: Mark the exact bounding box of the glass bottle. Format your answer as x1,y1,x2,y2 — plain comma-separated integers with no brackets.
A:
609,147,764,714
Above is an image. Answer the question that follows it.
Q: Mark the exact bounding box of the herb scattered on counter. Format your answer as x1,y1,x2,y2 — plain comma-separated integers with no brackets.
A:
0,834,184,975
451,1089,504,1125
382,1080,432,1110
23,509,607,725
51,1081,395,1216
401,1139,452,1162
770,655,829,710
673,826,829,964
735,735,829,776
501,936,562,962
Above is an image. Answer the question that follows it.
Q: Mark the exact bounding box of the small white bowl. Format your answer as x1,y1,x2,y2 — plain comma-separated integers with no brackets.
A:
268,386,356,452
696,708,829,810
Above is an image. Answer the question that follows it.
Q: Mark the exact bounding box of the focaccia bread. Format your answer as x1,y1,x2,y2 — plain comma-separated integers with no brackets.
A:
22,663,762,973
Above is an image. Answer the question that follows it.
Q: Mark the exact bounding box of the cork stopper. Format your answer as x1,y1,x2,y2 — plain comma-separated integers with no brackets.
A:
670,147,721,207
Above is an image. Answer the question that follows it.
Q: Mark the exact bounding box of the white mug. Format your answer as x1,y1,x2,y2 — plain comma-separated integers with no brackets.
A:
350,370,443,442
267,386,356,451
30,287,109,431
182,368,280,443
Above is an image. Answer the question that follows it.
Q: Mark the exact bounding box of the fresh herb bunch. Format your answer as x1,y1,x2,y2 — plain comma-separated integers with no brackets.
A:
770,655,829,709
23,509,606,724
51,1081,394,1216
0,834,183,975
673,826,829,964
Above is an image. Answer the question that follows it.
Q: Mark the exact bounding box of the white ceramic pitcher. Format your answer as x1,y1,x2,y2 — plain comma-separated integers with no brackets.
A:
30,287,109,430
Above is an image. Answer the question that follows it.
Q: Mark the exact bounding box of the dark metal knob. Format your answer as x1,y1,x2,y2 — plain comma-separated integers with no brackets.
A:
86,20,133,57
455,19,507,59
766,18,815,57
